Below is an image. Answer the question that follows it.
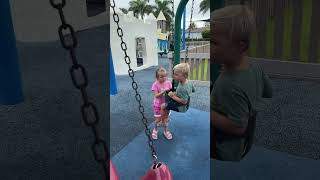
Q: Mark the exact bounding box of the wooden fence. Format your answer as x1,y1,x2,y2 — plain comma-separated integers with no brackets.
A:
185,41,209,48
224,0,320,63
168,53,210,81
183,44,210,54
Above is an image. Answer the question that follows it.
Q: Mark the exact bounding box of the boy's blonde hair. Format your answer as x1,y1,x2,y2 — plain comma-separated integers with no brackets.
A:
211,5,256,46
173,63,190,78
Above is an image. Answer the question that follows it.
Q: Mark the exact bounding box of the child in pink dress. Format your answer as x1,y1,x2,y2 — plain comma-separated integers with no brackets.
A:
151,67,172,140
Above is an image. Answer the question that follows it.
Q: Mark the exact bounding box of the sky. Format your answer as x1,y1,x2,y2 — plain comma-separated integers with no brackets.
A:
114,0,210,28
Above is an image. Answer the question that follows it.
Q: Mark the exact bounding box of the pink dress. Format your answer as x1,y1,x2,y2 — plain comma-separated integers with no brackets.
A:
151,80,172,117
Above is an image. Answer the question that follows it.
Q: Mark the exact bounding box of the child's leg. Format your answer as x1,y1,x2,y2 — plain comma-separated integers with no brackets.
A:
154,117,161,130
160,103,169,122
160,103,172,139
152,106,161,139
163,119,172,139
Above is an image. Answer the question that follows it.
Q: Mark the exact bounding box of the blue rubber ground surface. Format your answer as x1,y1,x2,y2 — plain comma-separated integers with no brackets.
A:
211,145,320,180
112,108,210,180
110,62,210,157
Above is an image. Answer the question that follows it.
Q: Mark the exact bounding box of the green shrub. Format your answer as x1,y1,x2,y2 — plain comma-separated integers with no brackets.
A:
201,29,210,39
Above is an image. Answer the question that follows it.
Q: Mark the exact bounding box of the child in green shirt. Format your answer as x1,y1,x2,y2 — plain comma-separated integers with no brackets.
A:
160,63,195,140
211,5,273,161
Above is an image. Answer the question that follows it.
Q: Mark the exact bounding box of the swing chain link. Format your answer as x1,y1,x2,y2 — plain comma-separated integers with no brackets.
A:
49,0,65,9
171,0,175,50
50,0,108,179
110,0,158,164
185,0,195,60
170,0,175,83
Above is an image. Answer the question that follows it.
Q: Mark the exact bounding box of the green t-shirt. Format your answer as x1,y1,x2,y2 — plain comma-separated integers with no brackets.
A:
176,81,195,112
211,63,272,161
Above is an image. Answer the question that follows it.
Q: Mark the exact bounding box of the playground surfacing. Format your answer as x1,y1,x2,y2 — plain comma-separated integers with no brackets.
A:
212,145,320,180
111,57,320,179
0,25,319,179
0,25,108,179
112,108,210,180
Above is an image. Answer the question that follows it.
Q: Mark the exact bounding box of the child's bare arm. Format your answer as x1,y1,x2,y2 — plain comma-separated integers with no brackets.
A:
172,95,187,104
153,91,164,98
211,111,246,136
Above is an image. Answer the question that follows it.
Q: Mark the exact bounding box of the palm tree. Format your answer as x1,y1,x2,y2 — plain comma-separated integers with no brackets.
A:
128,0,153,19
152,0,174,31
119,8,128,14
199,0,210,15
190,22,197,30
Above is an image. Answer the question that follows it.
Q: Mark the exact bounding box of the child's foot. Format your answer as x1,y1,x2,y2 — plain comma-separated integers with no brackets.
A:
152,128,158,140
163,130,172,140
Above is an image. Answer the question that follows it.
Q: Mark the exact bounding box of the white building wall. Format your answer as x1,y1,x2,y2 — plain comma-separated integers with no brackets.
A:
110,11,158,75
9,0,109,42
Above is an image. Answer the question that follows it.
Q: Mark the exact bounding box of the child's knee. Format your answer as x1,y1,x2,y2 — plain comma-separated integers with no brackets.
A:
160,103,167,110
155,117,161,123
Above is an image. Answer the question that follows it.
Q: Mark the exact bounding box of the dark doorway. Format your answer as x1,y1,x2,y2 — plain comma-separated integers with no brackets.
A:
136,37,146,67
86,0,106,17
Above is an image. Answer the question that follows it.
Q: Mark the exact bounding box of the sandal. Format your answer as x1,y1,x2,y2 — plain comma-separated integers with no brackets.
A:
152,128,158,140
163,130,173,140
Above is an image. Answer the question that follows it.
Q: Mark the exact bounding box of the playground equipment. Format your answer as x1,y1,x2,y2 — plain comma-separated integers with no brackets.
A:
2,0,202,178
49,0,109,179
0,0,24,105
110,0,174,178
110,0,205,179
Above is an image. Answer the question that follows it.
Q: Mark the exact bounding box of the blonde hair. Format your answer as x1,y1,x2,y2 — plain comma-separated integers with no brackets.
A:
211,5,256,45
155,66,167,79
173,63,190,78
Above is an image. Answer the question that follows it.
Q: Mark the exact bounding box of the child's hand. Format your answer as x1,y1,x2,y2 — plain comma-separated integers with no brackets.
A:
160,88,166,94
168,91,174,97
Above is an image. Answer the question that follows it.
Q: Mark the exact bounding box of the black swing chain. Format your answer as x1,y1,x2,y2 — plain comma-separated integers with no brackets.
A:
49,0,108,179
170,0,176,86
185,0,195,60
110,0,158,164
171,0,175,42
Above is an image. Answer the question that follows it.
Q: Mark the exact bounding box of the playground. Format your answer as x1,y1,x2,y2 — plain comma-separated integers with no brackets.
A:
0,25,109,179
109,0,211,179
212,0,320,179
1,0,320,179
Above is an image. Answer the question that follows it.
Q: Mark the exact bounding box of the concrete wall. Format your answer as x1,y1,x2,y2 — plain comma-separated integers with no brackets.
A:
9,0,109,42
110,10,158,75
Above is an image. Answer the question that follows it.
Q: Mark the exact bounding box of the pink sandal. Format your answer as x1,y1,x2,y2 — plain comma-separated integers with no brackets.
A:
152,128,158,140
163,130,173,140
